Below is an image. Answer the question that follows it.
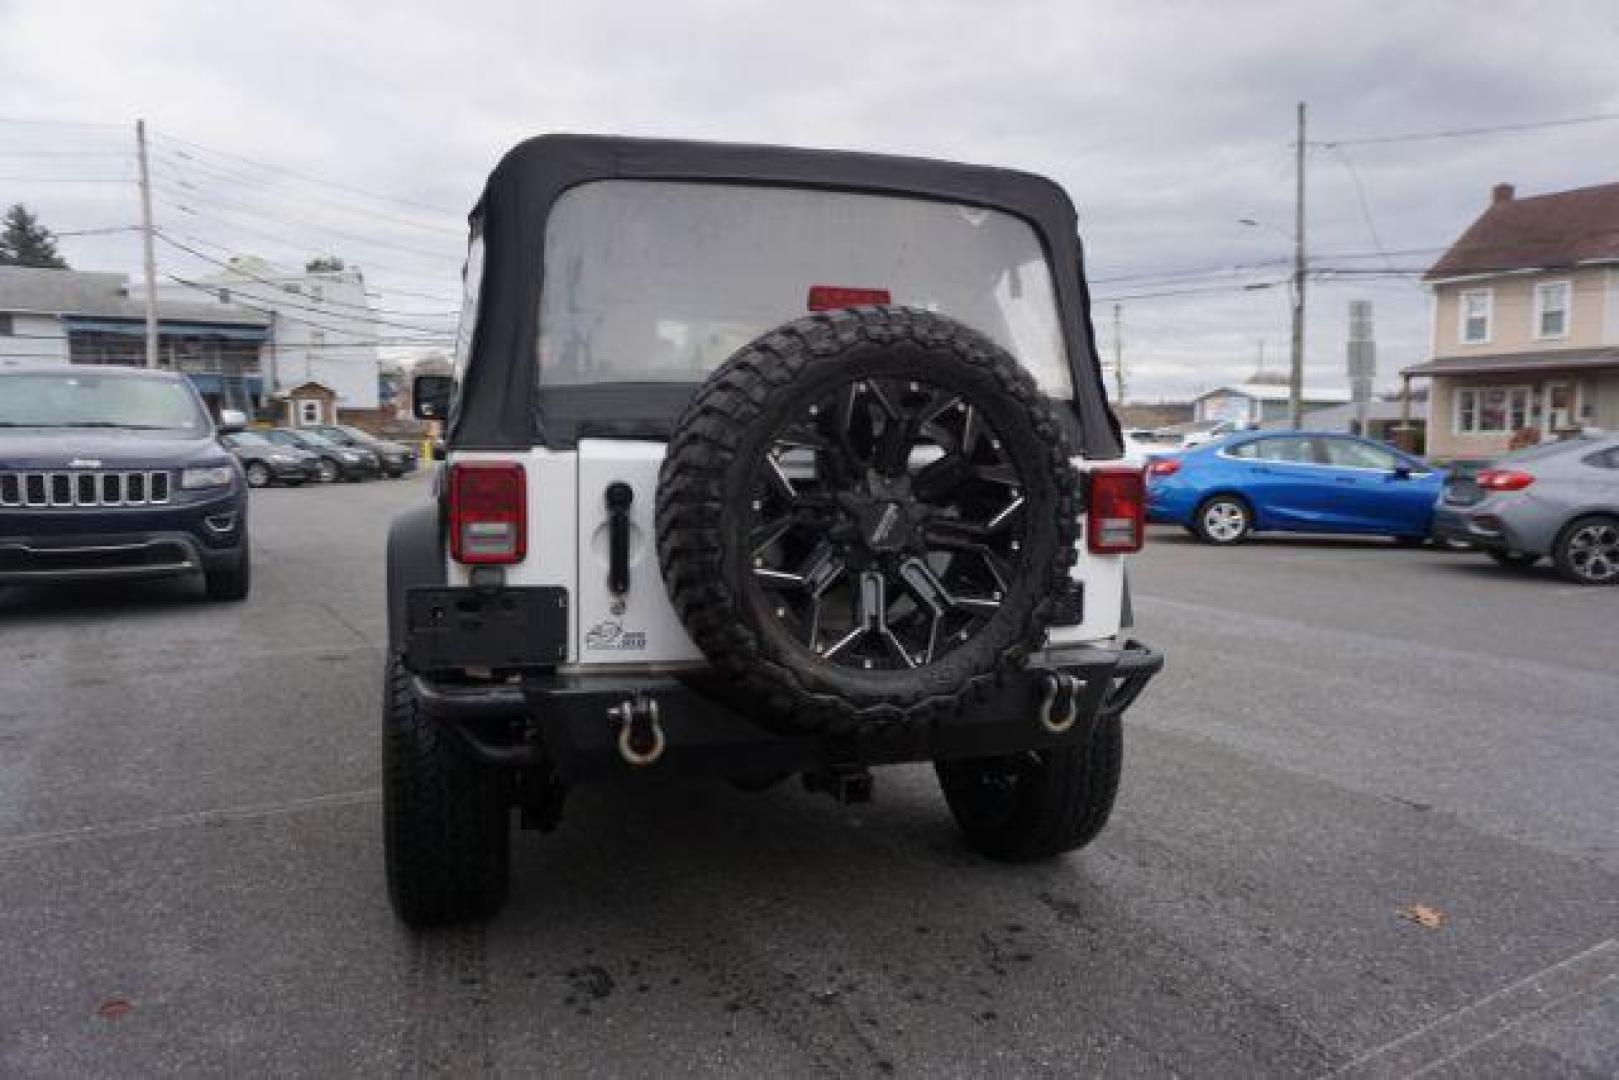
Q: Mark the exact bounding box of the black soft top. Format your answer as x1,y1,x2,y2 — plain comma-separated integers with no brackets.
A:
452,134,1120,457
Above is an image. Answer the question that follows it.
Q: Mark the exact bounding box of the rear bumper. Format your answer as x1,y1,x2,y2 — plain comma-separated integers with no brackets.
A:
1431,506,1538,553
410,640,1164,780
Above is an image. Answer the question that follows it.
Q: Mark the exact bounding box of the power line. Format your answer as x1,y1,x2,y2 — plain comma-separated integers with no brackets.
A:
157,225,457,299
1316,110,1619,148
152,128,460,217
151,177,456,262
1092,280,1288,303
154,148,463,236
156,231,457,319
165,272,451,343
158,237,456,335
1329,145,1392,270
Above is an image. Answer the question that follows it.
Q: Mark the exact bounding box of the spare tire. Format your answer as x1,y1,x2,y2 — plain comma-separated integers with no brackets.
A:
656,306,1079,733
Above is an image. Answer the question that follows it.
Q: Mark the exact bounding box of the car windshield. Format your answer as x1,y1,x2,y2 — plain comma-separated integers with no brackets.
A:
0,372,209,431
229,431,272,446
285,430,335,448
537,180,1073,395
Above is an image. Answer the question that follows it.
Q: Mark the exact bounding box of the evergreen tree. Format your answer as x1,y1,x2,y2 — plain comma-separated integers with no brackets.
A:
305,255,345,272
0,204,69,268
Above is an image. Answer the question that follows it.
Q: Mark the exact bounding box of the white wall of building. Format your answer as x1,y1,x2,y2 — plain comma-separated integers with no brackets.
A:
0,312,69,365
159,262,381,409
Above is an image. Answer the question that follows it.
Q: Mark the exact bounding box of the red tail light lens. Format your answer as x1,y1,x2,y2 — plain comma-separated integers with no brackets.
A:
1147,457,1181,477
449,462,526,564
807,285,892,311
1477,468,1534,492
1088,467,1146,554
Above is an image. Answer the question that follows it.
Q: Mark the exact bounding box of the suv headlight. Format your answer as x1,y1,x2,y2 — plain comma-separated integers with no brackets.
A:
181,465,236,490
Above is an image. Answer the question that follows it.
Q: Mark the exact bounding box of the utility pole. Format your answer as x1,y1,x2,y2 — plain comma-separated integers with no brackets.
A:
1111,302,1125,402
1288,101,1307,429
135,119,159,369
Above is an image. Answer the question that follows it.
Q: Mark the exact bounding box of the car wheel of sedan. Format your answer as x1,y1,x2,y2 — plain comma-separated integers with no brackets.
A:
317,458,340,483
1193,496,1251,545
244,461,272,488
1487,549,1540,569
1553,515,1619,586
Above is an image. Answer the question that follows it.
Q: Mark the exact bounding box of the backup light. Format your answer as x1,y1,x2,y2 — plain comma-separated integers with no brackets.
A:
450,462,526,564
1088,467,1146,554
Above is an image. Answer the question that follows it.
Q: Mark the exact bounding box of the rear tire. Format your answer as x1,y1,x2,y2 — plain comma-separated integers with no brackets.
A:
1552,515,1619,586
203,547,251,601
1487,549,1540,569
383,654,511,927
1193,495,1252,545
244,462,271,488
936,720,1123,861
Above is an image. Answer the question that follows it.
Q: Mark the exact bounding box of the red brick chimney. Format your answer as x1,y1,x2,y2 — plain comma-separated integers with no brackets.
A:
1492,182,1515,205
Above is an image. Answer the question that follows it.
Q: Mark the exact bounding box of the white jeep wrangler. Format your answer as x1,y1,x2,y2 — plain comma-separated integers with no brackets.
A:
385,135,1161,927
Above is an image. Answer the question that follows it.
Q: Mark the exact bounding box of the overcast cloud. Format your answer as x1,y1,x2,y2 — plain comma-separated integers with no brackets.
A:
3,0,1617,398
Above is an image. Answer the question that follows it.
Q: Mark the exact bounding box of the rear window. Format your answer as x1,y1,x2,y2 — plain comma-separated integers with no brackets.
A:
537,180,1072,396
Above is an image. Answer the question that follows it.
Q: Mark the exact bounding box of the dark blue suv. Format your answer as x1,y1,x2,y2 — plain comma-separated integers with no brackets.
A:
0,365,251,601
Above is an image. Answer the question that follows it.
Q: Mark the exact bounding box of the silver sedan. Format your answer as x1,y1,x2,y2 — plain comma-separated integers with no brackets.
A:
1432,435,1619,585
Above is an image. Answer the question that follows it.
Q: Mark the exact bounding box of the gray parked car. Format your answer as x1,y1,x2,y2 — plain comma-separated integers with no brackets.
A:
1432,435,1619,585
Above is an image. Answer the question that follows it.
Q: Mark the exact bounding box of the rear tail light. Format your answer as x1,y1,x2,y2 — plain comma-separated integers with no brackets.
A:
1087,467,1146,554
449,461,526,564
1147,457,1181,477
1477,468,1534,492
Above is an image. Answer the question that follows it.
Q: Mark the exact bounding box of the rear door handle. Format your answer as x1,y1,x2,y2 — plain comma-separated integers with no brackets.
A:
605,482,634,596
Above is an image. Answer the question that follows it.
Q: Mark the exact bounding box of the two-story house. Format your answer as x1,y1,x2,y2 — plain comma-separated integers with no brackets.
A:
1402,181,1619,461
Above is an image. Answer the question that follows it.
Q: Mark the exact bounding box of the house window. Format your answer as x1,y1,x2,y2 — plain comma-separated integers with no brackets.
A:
217,288,231,305
1454,386,1530,434
297,399,323,426
0,313,13,336
311,331,326,349
1459,289,1492,344
1533,281,1570,339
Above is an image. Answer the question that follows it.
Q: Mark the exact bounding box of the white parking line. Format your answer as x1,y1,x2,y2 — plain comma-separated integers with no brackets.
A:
0,788,381,856
1329,938,1618,1078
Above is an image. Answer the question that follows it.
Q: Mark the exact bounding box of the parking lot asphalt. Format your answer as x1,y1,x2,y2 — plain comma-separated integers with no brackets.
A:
1,476,1614,1077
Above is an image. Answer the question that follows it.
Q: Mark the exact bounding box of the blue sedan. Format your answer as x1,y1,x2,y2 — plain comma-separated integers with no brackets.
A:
1145,432,1446,544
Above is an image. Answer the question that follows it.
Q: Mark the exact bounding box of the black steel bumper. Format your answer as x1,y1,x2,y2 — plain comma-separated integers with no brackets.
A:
409,640,1163,781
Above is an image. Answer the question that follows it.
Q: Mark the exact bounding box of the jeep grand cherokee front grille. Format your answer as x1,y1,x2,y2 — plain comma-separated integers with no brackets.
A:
0,470,172,508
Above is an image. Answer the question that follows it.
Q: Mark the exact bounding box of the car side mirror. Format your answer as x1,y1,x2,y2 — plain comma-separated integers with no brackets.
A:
431,438,447,462
413,375,454,420
218,408,247,434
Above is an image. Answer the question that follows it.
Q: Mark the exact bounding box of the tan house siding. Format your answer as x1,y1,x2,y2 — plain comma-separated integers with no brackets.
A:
1432,267,1609,358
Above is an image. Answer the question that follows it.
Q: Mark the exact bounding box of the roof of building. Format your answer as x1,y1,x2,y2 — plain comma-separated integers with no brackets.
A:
0,266,268,328
1401,347,1619,378
1425,181,1619,281
1259,400,1416,431
1193,382,1352,404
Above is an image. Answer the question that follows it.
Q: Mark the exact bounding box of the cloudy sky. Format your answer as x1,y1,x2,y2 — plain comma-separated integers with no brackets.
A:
3,0,1617,398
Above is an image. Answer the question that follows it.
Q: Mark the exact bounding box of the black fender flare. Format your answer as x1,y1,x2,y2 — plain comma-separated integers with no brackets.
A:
387,502,447,654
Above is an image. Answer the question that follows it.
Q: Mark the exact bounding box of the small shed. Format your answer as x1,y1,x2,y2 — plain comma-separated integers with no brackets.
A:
283,381,338,427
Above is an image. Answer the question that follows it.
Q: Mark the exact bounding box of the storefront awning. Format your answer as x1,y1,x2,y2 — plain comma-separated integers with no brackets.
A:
1402,348,1619,378
63,317,269,343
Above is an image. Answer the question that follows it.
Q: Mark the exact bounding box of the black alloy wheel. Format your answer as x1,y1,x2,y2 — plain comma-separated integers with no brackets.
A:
746,377,1028,671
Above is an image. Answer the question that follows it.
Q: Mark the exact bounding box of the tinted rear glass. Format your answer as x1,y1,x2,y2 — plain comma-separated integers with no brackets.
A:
538,180,1071,395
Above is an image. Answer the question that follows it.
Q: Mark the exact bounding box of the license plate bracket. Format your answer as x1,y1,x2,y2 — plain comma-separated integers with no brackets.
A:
404,586,568,672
